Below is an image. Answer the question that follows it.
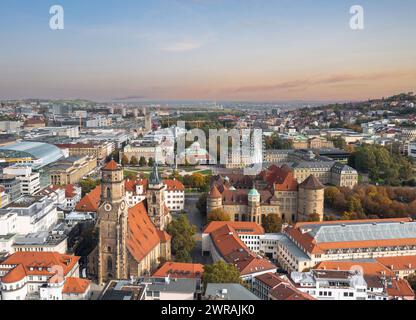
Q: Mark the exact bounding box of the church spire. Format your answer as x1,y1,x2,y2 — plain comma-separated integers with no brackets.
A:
149,161,161,185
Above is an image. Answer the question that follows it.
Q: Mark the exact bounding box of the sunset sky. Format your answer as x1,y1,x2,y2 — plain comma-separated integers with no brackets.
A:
0,0,415,102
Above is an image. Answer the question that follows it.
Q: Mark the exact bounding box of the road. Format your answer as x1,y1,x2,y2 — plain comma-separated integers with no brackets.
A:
183,195,213,265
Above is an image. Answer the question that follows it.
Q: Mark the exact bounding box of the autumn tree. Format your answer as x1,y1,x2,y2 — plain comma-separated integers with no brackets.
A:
208,209,231,223
121,155,129,166
130,156,139,166
262,214,283,233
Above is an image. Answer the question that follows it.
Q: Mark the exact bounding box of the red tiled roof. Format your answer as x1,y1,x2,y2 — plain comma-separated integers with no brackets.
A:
0,252,80,283
157,230,172,243
1,264,26,284
163,179,185,191
103,160,119,171
75,185,101,212
377,256,416,271
125,179,148,193
209,185,222,198
127,202,163,262
387,279,415,298
315,261,394,277
152,262,204,279
62,277,91,294
65,184,76,198
208,224,275,276
203,221,264,235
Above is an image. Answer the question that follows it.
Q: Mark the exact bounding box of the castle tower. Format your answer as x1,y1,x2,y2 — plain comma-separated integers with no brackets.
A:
207,185,222,215
248,187,261,223
146,162,170,230
97,160,129,285
297,175,325,222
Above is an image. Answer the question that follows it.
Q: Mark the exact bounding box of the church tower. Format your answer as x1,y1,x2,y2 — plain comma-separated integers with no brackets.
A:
97,160,129,285
146,162,170,231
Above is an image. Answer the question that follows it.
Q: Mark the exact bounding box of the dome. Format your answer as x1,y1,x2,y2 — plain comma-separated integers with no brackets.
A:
248,188,260,197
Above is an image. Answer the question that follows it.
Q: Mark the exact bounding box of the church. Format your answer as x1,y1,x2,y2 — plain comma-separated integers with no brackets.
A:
88,160,171,285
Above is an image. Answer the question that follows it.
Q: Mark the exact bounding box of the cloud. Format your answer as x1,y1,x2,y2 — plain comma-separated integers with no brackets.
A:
224,70,416,94
161,40,204,52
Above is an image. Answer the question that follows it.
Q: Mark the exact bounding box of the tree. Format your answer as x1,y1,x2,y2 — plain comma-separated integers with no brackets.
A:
148,157,155,167
139,156,147,167
208,209,231,223
306,213,321,222
196,193,208,216
203,261,241,285
406,273,416,292
121,155,129,166
262,215,282,233
167,215,196,263
325,187,341,206
79,178,100,196
130,156,139,166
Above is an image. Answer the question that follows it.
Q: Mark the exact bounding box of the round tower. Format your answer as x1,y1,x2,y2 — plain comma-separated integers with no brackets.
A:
248,187,261,223
207,185,222,214
297,175,325,222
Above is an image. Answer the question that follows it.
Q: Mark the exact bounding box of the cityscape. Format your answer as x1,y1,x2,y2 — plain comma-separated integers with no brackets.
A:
0,0,416,308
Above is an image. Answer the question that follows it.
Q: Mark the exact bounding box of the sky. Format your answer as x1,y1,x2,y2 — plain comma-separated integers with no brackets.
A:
0,0,415,102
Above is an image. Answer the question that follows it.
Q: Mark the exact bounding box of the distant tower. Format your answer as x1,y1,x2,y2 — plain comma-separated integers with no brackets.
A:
207,185,222,215
146,162,170,230
122,108,127,118
297,175,325,222
248,187,261,223
145,112,152,132
97,160,129,285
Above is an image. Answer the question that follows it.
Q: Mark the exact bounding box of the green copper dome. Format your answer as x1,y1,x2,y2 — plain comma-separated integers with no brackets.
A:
248,188,260,197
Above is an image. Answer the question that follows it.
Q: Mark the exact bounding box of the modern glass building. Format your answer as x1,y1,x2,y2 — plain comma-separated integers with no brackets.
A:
0,141,65,169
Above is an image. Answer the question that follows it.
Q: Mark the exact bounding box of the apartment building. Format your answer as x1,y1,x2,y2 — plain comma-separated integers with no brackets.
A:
3,166,40,196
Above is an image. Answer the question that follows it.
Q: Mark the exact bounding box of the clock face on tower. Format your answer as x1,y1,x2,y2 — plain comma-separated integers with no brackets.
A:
104,203,113,212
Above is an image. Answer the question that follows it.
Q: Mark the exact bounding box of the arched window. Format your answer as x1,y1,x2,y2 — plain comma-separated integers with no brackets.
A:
152,193,157,204
107,256,113,271
108,246,112,253
107,187,111,199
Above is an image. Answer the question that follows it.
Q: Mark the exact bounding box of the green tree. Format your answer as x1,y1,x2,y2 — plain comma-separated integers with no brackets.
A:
167,214,197,263
208,209,231,223
406,273,416,292
196,193,208,216
139,156,147,167
79,178,100,196
203,261,241,285
121,155,129,166
262,214,283,233
325,186,341,206
148,157,155,167
130,156,139,166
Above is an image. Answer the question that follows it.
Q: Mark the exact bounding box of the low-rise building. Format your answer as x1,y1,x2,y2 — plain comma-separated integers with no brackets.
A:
202,221,277,283
277,218,416,273
0,252,91,300
49,155,97,186
100,277,200,301
204,283,260,300
0,175,21,202
253,272,315,300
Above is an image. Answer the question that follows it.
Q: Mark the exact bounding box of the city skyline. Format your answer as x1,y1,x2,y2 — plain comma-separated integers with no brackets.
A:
1,0,416,101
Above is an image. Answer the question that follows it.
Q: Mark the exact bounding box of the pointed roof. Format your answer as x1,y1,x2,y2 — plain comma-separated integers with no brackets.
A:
149,162,161,185
209,185,222,198
299,175,325,190
103,160,120,171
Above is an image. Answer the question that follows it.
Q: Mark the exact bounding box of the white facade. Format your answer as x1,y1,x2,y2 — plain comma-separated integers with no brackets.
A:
290,270,387,301
0,197,59,236
3,166,40,196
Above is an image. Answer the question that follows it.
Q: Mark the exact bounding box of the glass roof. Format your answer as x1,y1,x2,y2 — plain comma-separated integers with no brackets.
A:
0,141,64,168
